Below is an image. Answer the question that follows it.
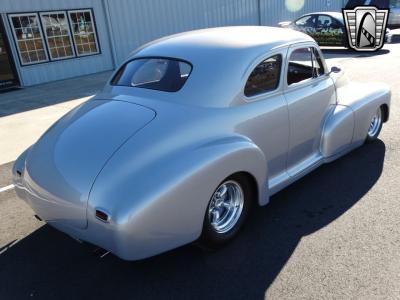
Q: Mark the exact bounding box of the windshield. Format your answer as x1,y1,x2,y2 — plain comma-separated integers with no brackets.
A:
111,58,192,92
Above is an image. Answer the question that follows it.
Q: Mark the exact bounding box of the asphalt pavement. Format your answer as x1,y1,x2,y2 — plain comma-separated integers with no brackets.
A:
0,44,399,300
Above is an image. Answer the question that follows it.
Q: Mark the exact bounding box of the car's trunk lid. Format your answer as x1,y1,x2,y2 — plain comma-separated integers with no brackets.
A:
24,100,155,229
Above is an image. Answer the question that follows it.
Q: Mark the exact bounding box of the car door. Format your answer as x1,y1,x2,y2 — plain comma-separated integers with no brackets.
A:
241,51,290,185
284,44,336,176
317,15,346,46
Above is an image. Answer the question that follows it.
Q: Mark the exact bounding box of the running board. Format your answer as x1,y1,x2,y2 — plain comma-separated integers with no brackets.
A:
268,155,324,196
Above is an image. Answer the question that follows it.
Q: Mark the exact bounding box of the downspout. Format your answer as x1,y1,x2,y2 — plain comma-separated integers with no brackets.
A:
258,0,262,25
101,0,118,69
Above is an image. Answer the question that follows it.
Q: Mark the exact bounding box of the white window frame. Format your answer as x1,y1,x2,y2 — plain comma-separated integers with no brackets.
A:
39,11,75,61
8,12,49,66
67,9,100,57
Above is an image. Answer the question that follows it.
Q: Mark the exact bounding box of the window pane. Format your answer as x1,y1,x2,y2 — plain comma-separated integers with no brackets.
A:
29,51,38,62
244,55,282,97
21,52,30,64
84,12,91,21
317,15,333,28
18,41,27,52
288,48,313,85
37,50,47,61
295,15,315,27
69,10,100,56
11,17,21,28
87,33,96,43
40,12,75,60
9,13,48,64
65,47,73,56
26,40,36,51
112,58,192,92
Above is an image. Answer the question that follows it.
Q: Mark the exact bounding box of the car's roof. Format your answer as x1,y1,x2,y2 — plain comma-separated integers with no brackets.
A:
130,26,314,63
115,27,317,108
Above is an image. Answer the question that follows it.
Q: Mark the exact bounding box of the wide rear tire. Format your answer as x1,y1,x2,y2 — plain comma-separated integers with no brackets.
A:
198,173,254,249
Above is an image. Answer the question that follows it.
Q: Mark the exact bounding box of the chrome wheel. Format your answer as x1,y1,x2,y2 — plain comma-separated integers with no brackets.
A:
208,180,244,234
368,108,382,138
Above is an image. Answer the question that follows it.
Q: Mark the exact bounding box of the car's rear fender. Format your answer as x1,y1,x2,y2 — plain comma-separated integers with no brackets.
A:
87,135,267,260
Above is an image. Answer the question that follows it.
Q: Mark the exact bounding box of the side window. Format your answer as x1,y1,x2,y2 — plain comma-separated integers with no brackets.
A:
287,48,313,85
244,54,282,97
295,15,315,27
312,48,325,77
317,15,333,29
318,15,341,30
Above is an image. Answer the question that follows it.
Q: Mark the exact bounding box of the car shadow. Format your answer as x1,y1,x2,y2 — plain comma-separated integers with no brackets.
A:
0,141,386,299
322,48,390,60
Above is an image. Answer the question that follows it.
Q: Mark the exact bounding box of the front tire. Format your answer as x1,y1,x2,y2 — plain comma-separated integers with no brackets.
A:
199,174,253,249
366,107,383,143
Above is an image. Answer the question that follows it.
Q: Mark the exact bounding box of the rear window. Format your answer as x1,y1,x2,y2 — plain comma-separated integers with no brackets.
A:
111,58,192,92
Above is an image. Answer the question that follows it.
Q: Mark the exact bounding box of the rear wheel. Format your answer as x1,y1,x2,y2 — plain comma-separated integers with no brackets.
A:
199,174,253,248
366,107,383,143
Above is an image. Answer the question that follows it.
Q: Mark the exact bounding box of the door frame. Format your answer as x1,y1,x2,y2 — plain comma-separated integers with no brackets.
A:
283,42,336,176
0,15,20,91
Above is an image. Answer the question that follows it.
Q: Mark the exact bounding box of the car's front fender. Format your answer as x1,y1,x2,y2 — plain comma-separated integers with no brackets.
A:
87,135,267,260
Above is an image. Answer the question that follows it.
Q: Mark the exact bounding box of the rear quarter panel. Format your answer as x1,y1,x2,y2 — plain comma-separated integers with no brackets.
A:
88,134,267,260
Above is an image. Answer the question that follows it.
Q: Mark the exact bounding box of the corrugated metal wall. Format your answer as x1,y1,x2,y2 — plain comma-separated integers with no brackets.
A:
105,0,260,63
106,0,346,64
0,0,114,86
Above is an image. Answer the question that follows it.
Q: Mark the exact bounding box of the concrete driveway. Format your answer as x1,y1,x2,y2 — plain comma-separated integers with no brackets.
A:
0,45,399,299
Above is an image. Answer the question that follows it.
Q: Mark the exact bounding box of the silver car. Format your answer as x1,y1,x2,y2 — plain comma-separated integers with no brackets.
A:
13,26,391,261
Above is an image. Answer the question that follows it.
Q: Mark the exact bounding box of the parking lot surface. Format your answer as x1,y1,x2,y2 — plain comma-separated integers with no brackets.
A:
0,44,399,299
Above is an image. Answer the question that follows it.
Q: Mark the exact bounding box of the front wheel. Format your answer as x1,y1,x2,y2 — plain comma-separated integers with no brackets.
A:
366,107,383,143
198,174,253,249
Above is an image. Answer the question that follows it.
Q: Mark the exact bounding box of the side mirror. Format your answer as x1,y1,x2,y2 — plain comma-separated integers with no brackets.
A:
328,66,341,75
